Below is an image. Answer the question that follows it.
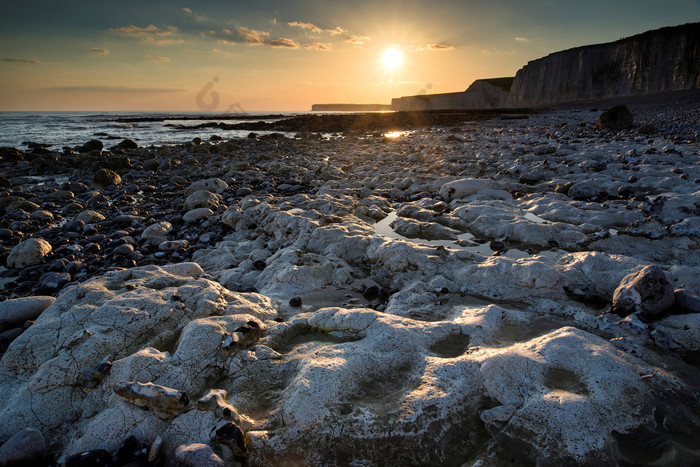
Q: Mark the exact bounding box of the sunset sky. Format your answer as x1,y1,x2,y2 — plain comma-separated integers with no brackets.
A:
1,0,698,111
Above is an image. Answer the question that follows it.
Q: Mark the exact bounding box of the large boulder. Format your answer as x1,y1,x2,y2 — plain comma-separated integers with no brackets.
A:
185,179,228,195
184,190,220,210
439,178,494,202
6,238,52,269
595,105,633,130
612,265,674,319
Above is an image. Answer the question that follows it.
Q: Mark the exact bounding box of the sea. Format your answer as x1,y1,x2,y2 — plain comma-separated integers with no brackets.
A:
0,111,311,150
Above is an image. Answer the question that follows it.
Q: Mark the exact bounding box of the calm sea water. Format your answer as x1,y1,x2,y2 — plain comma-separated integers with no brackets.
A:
0,111,309,149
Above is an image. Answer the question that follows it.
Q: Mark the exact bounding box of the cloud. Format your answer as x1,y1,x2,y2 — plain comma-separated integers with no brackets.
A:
110,24,183,44
426,43,453,50
515,36,529,42
182,7,192,13
288,21,346,37
481,49,489,54
269,37,299,48
303,42,332,51
345,35,370,46
288,21,323,34
1,57,40,64
89,48,110,55
150,56,170,62
44,86,184,93
238,26,269,45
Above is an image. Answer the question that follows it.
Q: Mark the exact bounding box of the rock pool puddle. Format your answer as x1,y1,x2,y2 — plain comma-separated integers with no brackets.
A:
374,211,561,262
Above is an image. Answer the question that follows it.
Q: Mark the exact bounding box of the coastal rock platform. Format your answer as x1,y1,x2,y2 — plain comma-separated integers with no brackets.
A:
0,96,699,465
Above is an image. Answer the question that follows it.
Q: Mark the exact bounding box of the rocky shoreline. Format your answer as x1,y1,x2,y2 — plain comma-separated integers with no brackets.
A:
0,94,699,465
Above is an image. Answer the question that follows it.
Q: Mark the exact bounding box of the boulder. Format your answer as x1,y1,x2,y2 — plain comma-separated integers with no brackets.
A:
595,105,634,130
7,238,52,268
0,296,55,325
79,140,103,153
184,190,220,210
439,178,494,202
183,208,215,223
142,221,172,239
0,428,47,465
612,265,674,319
185,178,229,195
93,168,121,187
116,139,138,150
568,182,598,201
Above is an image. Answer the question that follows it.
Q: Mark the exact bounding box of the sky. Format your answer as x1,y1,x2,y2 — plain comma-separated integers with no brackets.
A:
0,0,698,111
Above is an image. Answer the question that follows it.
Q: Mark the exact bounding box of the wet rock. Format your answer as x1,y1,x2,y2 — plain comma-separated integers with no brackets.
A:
39,272,71,292
30,210,54,223
612,265,675,319
78,139,103,153
0,427,48,465
595,105,634,130
93,168,121,187
7,238,52,268
174,443,225,467
116,139,138,150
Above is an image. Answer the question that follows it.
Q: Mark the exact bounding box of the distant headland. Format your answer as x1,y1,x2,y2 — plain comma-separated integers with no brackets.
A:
312,22,699,111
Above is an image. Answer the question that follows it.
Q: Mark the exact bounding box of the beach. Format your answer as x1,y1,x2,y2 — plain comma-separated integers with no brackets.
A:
0,92,699,465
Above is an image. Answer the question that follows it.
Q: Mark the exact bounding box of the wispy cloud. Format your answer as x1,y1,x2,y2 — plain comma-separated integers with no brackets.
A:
269,38,299,48
288,21,346,36
110,24,183,44
426,43,453,50
150,55,170,62
515,36,529,42
1,57,40,64
89,48,110,55
288,21,323,34
238,27,269,45
304,42,332,51
345,35,371,46
45,85,183,93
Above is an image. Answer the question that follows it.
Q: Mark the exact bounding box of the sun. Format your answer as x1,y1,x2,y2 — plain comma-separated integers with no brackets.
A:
382,47,403,70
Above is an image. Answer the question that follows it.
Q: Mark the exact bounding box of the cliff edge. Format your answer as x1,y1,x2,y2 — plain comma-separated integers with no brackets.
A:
508,22,700,107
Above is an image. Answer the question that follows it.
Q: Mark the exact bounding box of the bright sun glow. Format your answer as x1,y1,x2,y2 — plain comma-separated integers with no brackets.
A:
382,48,403,69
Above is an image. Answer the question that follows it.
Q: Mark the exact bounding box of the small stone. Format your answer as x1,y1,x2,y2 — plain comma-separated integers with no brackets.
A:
39,272,71,292
142,221,172,239
114,244,135,256
183,208,215,223
289,296,302,307
75,210,106,224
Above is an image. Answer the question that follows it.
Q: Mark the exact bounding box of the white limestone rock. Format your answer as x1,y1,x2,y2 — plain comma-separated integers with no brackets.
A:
6,238,52,268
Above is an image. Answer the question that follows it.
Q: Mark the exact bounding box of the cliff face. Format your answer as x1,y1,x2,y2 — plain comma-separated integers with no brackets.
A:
391,78,512,111
508,23,700,106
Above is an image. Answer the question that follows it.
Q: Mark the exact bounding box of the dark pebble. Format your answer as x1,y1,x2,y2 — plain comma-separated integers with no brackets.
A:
289,296,302,307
